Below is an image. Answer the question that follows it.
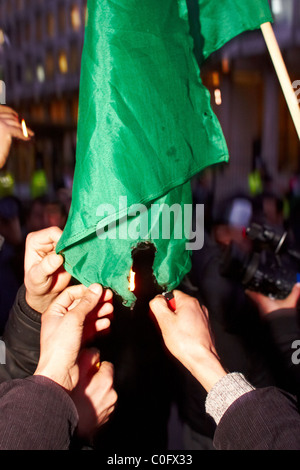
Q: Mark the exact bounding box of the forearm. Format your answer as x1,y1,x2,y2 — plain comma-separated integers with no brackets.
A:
207,375,300,450
178,346,228,394
0,285,41,382
0,375,78,450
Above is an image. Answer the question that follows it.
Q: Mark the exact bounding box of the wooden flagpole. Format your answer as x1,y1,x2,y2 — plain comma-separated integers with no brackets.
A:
260,22,300,141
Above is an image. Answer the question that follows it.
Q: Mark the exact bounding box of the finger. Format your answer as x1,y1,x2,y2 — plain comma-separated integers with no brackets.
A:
96,301,114,317
0,114,20,123
95,317,111,331
0,105,19,117
26,226,63,247
25,227,63,265
97,360,115,378
83,317,111,344
69,284,104,324
102,288,113,303
47,284,90,314
4,123,34,140
287,283,300,302
149,295,172,318
83,300,113,338
173,290,195,308
77,348,100,377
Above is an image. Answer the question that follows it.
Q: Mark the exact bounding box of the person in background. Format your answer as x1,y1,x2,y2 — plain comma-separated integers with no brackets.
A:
0,105,34,328
150,290,300,450
0,105,34,169
0,196,24,331
247,284,300,396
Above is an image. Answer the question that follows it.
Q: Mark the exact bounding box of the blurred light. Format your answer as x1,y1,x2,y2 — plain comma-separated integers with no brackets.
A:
36,64,45,82
222,57,230,74
71,5,81,31
214,88,222,106
58,52,68,74
212,71,220,88
0,30,4,46
272,0,282,15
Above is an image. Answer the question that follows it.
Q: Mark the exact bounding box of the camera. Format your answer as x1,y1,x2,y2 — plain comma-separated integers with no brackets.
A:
219,223,300,299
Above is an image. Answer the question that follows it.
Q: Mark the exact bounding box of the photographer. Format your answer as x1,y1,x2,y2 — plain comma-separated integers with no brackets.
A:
220,218,300,395
247,283,300,395
150,290,300,450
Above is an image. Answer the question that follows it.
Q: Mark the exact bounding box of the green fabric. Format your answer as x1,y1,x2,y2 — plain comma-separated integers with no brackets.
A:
185,0,273,64
57,0,273,305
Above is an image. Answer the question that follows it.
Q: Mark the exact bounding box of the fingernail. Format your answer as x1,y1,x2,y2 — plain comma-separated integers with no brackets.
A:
89,283,102,295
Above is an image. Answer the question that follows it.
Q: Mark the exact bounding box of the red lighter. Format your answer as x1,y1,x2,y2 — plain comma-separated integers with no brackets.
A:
163,291,176,312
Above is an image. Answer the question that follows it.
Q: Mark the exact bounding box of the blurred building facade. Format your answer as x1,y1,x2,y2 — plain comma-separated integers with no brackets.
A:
0,0,87,198
201,0,300,204
0,0,299,202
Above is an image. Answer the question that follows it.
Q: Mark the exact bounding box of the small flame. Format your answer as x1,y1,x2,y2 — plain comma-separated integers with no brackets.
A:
128,268,136,292
21,119,28,138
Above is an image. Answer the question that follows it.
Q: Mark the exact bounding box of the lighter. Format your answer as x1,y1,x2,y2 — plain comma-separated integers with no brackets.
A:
163,291,176,312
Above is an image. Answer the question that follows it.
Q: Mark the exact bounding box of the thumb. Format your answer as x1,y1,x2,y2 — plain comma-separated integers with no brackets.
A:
149,295,171,320
286,283,300,306
35,252,64,280
70,284,104,325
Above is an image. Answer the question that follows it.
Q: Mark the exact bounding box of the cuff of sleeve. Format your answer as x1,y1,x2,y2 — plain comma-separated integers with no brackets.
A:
17,284,42,324
205,373,255,425
27,375,79,425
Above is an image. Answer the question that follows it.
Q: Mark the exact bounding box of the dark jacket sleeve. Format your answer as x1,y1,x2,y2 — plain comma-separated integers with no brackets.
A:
0,375,78,450
0,284,41,382
264,308,300,392
213,387,300,450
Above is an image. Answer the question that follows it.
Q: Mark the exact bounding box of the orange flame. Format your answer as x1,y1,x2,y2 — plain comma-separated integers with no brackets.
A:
128,268,136,292
21,119,28,138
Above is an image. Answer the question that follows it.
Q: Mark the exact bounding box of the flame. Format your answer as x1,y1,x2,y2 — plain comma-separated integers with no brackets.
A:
128,268,136,292
21,119,28,138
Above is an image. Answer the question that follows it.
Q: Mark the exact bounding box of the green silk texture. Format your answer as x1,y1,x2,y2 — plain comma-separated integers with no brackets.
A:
56,0,273,305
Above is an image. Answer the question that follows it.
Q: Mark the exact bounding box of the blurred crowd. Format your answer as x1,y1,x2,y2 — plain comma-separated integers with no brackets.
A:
1,105,300,450
0,189,71,332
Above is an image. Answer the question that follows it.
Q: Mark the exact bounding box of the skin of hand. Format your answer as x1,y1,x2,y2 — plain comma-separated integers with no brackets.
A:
246,283,300,317
34,283,114,392
71,349,118,442
149,290,227,392
0,105,34,169
24,226,72,314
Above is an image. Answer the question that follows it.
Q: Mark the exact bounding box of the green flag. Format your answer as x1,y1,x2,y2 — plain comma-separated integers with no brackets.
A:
56,0,273,306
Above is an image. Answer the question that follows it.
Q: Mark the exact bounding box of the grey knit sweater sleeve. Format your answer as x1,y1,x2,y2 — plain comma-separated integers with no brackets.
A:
205,373,255,424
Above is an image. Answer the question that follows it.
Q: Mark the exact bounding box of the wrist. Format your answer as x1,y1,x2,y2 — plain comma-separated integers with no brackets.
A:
34,366,71,392
25,291,51,314
180,346,227,393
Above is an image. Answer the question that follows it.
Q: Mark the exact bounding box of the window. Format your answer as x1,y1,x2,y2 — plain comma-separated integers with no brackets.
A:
36,63,45,82
47,12,55,37
24,64,33,83
46,50,55,79
25,20,31,42
58,51,68,74
70,4,81,31
70,41,79,73
271,0,293,24
58,4,66,33
36,11,43,42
